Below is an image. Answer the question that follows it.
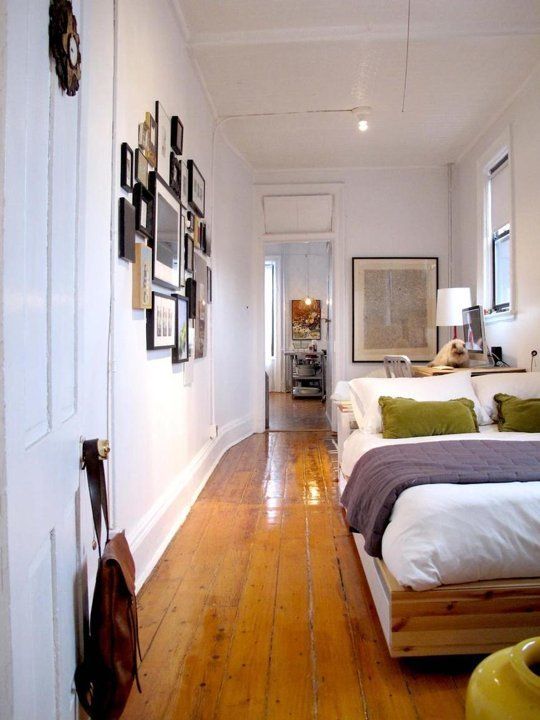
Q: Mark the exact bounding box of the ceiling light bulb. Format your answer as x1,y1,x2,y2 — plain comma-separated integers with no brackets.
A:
358,119,369,132
304,297,313,306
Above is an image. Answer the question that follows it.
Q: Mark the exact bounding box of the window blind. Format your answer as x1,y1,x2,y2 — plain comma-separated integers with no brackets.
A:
490,157,510,233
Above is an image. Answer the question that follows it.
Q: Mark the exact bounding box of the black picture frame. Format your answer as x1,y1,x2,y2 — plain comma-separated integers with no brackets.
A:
185,277,197,319
146,291,176,350
200,222,207,254
149,172,182,290
172,294,189,364
351,256,439,363
135,148,149,188
169,152,181,200
120,142,134,192
171,116,184,156
180,160,189,208
118,197,136,262
133,182,154,240
184,233,194,273
207,267,212,304
187,159,205,217
186,210,194,235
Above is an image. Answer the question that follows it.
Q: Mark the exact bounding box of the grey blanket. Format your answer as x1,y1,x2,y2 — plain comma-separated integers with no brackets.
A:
341,440,540,557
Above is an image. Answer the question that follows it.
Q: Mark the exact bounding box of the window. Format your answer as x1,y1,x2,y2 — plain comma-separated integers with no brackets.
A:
265,261,276,362
486,153,511,314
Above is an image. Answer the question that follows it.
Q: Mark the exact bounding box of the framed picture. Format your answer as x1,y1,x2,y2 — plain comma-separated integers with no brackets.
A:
132,243,152,309
194,252,207,358
200,222,207,254
185,210,194,235
169,152,181,200
149,172,182,289
139,112,157,168
171,115,184,156
155,101,171,177
172,294,189,363
118,198,136,262
180,160,189,208
184,233,194,273
193,213,200,249
185,277,197,319
187,159,205,217
207,266,212,303
292,299,321,340
146,291,176,350
120,142,133,192
133,182,154,240
352,257,438,362
135,149,149,188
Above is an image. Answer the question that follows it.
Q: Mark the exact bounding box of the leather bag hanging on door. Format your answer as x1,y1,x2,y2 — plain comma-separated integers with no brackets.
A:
75,439,142,719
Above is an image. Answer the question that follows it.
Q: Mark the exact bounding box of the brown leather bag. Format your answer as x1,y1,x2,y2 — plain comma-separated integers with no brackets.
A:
75,439,142,719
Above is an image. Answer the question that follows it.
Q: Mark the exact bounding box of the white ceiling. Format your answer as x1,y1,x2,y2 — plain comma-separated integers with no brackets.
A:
178,0,540,169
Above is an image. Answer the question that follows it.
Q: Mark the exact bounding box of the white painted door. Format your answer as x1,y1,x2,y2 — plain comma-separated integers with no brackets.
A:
1,1,107,717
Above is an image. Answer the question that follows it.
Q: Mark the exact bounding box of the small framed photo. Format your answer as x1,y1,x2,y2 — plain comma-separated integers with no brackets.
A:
172,294,189,363
118,198,136,262
135,149,149,188
193,213,201,249
187,159,205,217
171,116,184,156
139,112,157,168
185,277,197,319
120,142,134,192
133,182,154,240
132,243,152,309
200,222,207,254
170,152,181,200
146,292,176,350
184,233,194,273
155,101,171,177
180,160,189,208
207,267,212,304
150,172,182,289
186,210,194,235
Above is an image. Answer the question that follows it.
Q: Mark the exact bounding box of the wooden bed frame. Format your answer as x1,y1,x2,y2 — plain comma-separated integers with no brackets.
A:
352,532,540,657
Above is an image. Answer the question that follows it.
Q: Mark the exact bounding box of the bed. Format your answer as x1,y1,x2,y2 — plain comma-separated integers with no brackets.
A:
338,372,540,657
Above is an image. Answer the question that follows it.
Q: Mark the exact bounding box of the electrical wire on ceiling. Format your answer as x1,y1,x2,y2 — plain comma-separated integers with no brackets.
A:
402,0,412,113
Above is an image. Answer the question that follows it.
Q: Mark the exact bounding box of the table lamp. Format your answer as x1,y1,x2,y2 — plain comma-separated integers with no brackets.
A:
436,287,472,339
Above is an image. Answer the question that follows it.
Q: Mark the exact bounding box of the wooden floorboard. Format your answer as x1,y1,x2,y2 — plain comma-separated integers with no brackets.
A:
123,397,474,720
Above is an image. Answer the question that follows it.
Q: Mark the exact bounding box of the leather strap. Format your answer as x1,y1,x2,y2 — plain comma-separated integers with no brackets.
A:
82,439,110,557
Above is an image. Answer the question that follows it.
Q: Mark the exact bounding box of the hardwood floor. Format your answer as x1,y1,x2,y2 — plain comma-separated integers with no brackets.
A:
269,392,330,431
123,427,478,720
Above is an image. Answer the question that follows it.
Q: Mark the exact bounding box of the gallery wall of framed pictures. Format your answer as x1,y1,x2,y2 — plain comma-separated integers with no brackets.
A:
117,98,213,370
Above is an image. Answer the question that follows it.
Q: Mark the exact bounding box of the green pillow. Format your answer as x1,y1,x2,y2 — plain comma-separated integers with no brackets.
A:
494,393,540,432
378,396,479,439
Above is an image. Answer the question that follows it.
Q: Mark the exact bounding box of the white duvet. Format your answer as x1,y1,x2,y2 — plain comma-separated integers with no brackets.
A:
340,425,540,590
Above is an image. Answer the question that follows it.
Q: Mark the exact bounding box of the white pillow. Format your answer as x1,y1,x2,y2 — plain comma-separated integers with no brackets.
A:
472,372,540,420
349,371,491,434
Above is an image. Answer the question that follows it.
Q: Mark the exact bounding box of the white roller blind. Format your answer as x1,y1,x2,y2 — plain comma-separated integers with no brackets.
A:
490,159,510,232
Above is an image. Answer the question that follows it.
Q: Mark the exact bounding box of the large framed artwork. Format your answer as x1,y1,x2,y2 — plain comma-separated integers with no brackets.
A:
292,299,321,340
352,257,438,362
149,172,182,289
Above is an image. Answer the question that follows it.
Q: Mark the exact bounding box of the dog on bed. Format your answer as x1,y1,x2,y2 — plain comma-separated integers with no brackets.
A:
428,339,470,368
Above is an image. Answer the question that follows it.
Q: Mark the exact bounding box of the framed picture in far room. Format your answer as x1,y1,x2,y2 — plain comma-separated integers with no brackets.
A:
149,172,182,289
135,148,149,188
184,233,194,273
155,101,171,177
352,256,438,362
169,152,181,200
185,277,197,319
171,115,184,156
146,291,176,350
180,160,189,208
120,142,133,192
133,182,154,240
172,294,189,364
187,159,205,217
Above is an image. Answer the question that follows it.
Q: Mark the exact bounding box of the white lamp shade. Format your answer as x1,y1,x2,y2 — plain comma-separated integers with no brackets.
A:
436,287,472,327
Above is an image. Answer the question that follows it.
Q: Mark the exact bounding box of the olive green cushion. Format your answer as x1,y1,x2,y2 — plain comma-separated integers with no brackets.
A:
494,393,540,432
378,396,479,439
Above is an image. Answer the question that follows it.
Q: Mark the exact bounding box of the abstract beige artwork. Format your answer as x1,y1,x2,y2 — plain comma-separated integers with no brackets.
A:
352,257,438,362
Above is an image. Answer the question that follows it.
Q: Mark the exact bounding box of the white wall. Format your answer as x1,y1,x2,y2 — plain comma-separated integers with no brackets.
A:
112,0,256,585
256,168,449,386
453,63,540,369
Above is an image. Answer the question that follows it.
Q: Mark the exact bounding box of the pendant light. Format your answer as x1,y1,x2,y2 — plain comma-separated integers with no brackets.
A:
304,253,312,306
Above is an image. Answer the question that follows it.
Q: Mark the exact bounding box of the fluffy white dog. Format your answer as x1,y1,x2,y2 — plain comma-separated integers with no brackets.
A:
428,339,470,368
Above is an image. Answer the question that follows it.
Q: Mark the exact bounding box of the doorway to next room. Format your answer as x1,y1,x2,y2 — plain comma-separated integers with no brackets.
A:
264,241,331,431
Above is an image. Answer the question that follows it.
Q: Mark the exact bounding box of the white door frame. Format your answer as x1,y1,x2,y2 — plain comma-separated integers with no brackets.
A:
252,183,345,431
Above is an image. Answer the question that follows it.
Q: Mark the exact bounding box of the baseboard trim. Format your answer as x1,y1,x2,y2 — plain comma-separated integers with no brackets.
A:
128,414,254,591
